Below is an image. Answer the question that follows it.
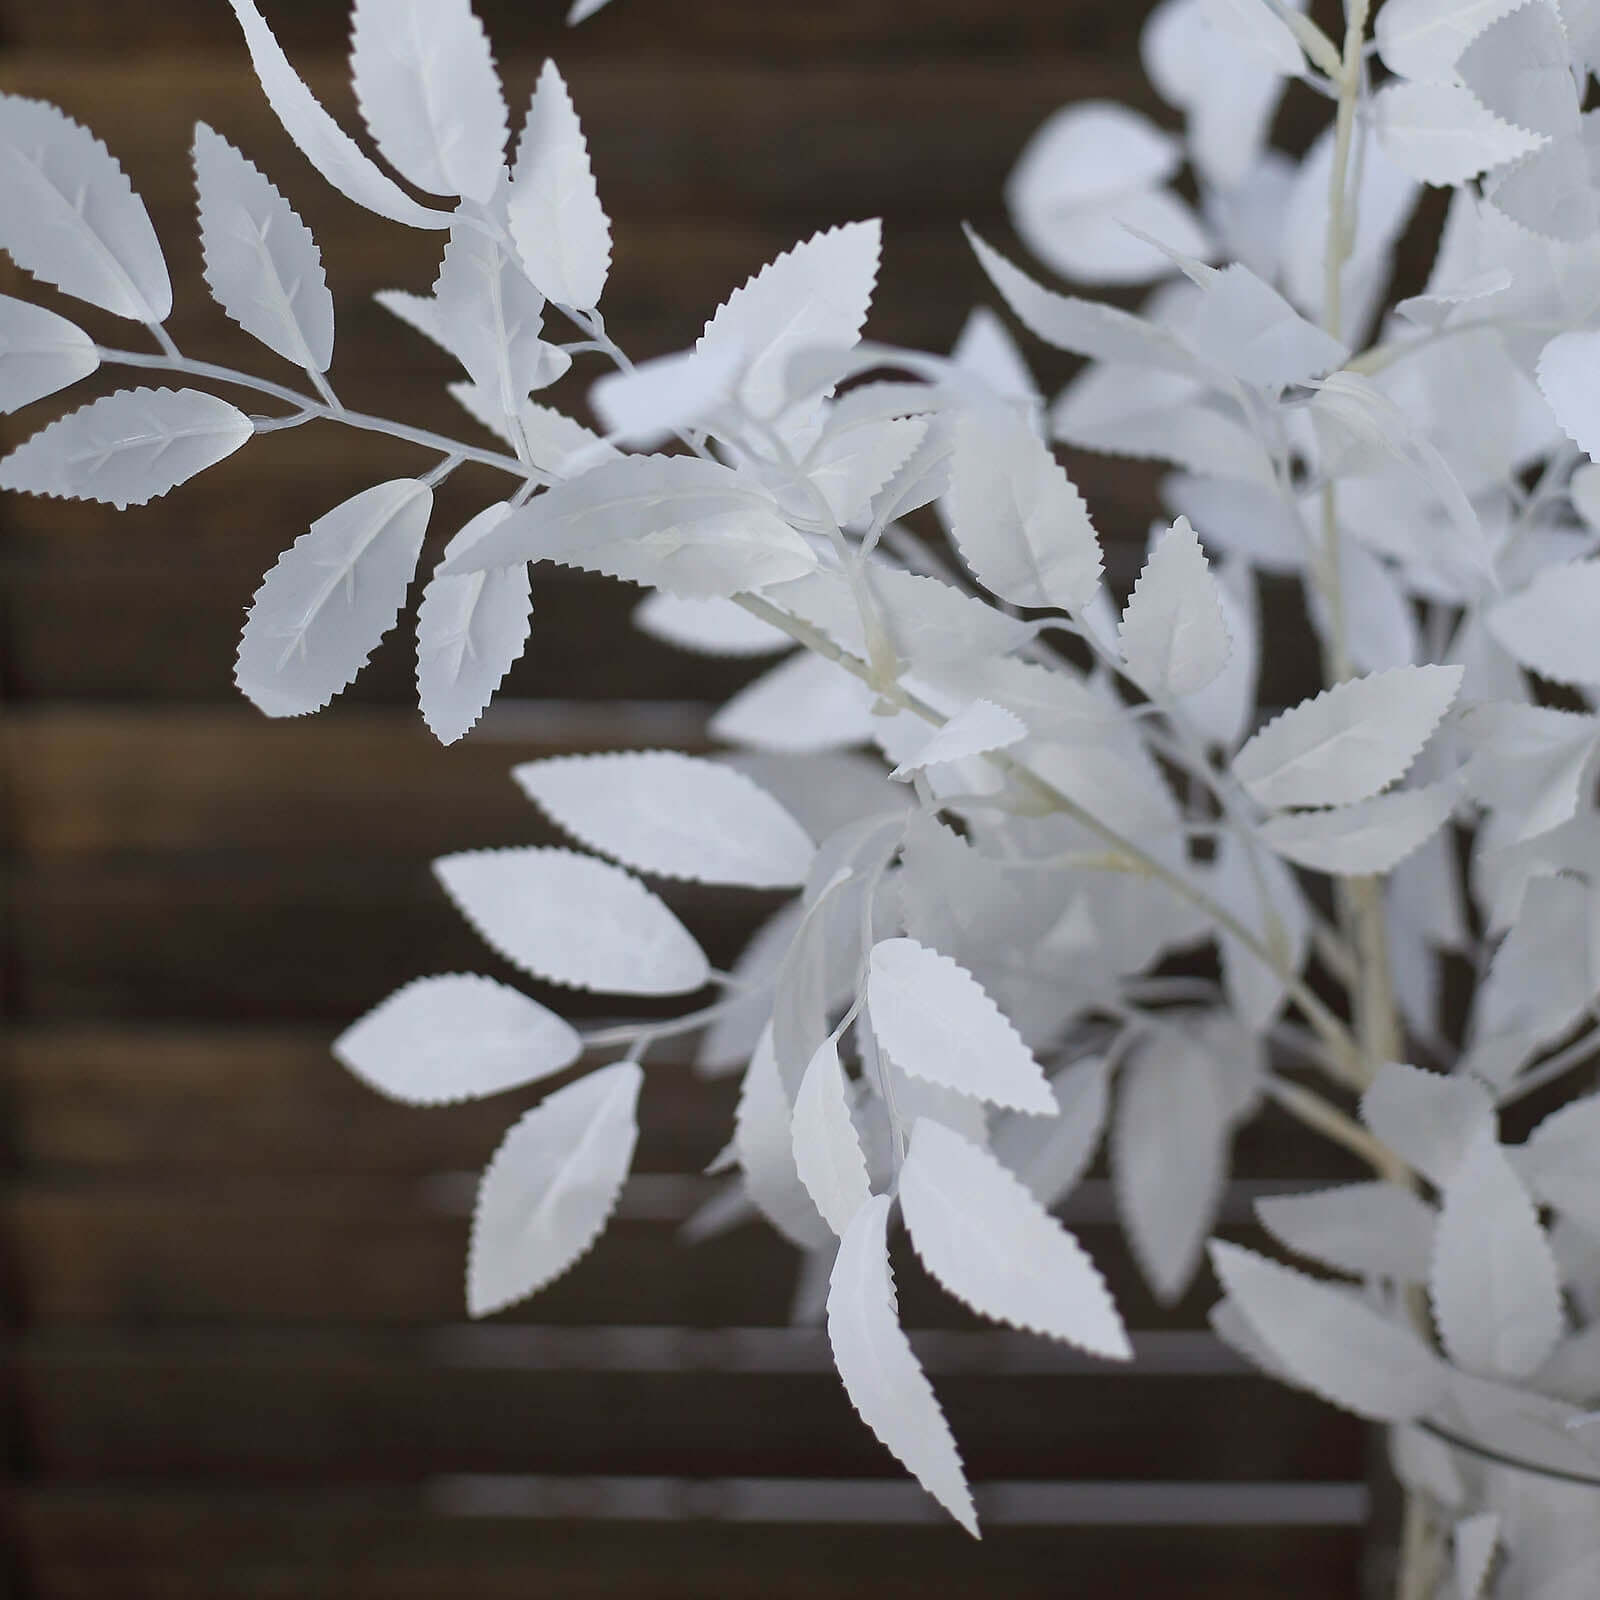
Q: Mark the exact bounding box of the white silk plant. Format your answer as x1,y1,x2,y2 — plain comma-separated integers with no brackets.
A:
6,0,1600,1590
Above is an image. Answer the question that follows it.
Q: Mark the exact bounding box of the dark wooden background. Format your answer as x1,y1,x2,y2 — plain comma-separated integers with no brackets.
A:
0,1,1370,1592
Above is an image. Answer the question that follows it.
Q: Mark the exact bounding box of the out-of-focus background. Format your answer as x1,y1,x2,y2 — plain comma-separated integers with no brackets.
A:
1,1,1372,1593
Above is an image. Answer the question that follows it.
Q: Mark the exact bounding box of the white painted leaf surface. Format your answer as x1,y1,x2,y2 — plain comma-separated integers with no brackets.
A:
235,479,431,717
1209,1241,1445,1421
791,1036,872,1236
1360,1063,1494,1190
589,343,739,448
415,504,532,745
828,1195,977,1535
1112,1031,1231,1304
1459,701,1600,844
867,938,1054,1114
1524,1093,1600,1231
225,0,446,228
887,700,1025,779
990,1055,1111,1208
696,221,881,420
1231,664,1463,808
696,899,806,1075
1209,832,1310,1033
350,0,508,202
0,387,252,509
710,651,881,754
1258,781,1457,875
443,454,818,598
0,295,97,412
333,973,582,1105
0,94,170,321
193,123,334,373
806,416,927,525
947,411,1103,612
1374,81,1545,184
1539,330,1600,460
900,1119,1131,1358
1488,560,1600,685
507,60,610,308
734,1025,831,1248
1453,1514,1499,1600
435,847,709,996
633,592,792,658
1431,1126,1565,1379
1375,0,1522,82
1181,264,1348,388
468,1060,641,1316
513,750,815,888
1118,516,1231,697
1256,1182,1437,1282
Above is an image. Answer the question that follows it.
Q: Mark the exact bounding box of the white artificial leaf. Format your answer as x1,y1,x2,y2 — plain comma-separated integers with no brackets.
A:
633,592,792,658
1485,135,1600,241
1209,832,1310,1032
866,938,1055,1114
696,900,806,1075
442,454,818,597
514,750,815,888
1488,559,1600,685
350,0,508,203
805,416,927,525
1376,0,1523,81
1374,81,1545,185
886,700,1025,779
1431,1125,1565,1379
947,411,1103,612
990,1055,1111,1208
1231,664,1463,808
1181,264,1349,388
516,400,617,477
1256,1182,1437,1281
1456,0,1577,138
507,60,609,308
710,651,882,753
950,305,1038,410
827,1195,977,1535
1360,1062,1495,1188
899,1118,1131,1358
1119,516,1231,698
1162,473,1305,573
415,504,533,745
1022,184,1211,286
0,95,170,322
375,287,449,349
791,1035,872,1235
1112,1031,1231,1303
333,973,582,1105
0,295,98,412
964,227,1198,374
1459,702,1600,843
1523,1093,1600,1230
225,0,446,228
435,846,709,996
1454,1514,1500,1600
194,123,335,373
235,479,431,717
0,387,252,509
1209,1241,1446,1420
589,343,740,448
568,0,614,19
735,1025,831,1248
1259,781,1457,875
467,1060,641,1315
1178,555,1259,750
697,221,882,421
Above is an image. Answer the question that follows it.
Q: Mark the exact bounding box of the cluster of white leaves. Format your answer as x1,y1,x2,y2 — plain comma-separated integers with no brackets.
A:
8,0,1600,1560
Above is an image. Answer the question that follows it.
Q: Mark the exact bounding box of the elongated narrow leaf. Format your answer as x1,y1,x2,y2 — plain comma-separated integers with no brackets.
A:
416,504,532,745
225,0,446,228
867,939,1054,1113
468,1060,641,1316
0,296,97,412
235,479,431,716
507,60,610,309
514,750,815,888
947,411,1103,612
634,592,793,658
1431,1126,1564,1379
887,700,1025,779
1374,81,1545,185
1119,516,1231,697
791,1036,872,1235
1259,781,1456,875
991,1056,1111,1209
193,123,334,372
1231,664,1463,808
0,387,252,509
442,454,818,597
589,343,741,449
710,651,881,753
900,1119,1130,1357
1360,1063,1494,1190
350,0,507,203
1488,560,1600,686
334,973,582,1105
828,1196,978,1536
735,1025,831,1248
435,846,709,996
1211,1242,1445,1420
1182,264,1349,389
1256,1182,1437,1282
0,95,170,321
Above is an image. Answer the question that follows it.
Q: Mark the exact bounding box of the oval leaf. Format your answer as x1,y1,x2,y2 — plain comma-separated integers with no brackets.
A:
0,295,98,412
1119,516,1232,698
1256,1181,1437,1283
435,846,710,996
1487,559,1600,687
1258,781,1457,875
235,479,432,717
334,973,582,1105
791,1035,872,1236
514,750,815,888
468,1060,641,1316
735,1025,831,1249
828,1195,978,1536
194,122,335,372
0,387,252,509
